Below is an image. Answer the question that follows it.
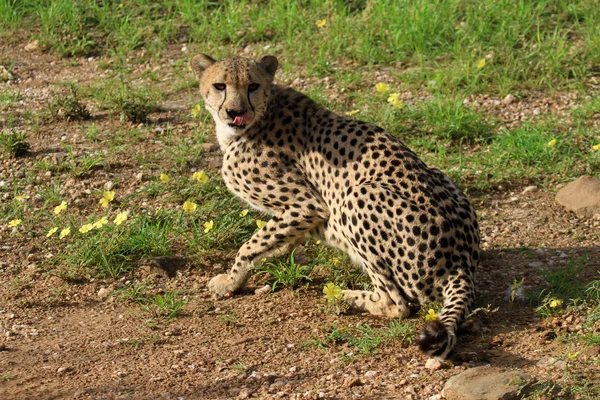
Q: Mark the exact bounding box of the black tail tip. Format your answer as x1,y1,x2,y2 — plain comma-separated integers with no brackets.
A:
418,320,452,358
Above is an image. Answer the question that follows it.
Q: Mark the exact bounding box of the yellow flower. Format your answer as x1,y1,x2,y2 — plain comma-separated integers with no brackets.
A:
59,227,71,239
192,171,209,183
93,216,109,229
592,143,600,151
375,82,390,93
54,201,68,215
345,109,360,116
239,209,249,217
15,195,29,201
477,58,486,69
159,173,170,183
256,219,267,229
79,223,94,233
8,218,21,228
183,201,197,212
425,309,438,322
567,351,580,360
46,227,58,237
114,211,128,225
547,139,557,147
316,19,327,28
331,257,340,265
323,283,343,301
191,104,202,118
204,220,214,233
99,190,115,208
387,93,405,109
549,298,563,308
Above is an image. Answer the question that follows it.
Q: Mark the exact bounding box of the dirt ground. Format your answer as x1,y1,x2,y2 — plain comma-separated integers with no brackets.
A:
1,36,600,400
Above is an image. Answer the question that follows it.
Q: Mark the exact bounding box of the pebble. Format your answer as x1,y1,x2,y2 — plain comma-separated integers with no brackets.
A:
364,370,377,379
97,287,111,298
521,185,538,195
425,358,443,370
255,284,271,295
24,40,39,51
56,366,71,375
502,94,516,105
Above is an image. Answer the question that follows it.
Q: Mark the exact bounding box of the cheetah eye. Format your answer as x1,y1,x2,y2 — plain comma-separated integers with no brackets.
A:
248,83,260,92
213,83,226,91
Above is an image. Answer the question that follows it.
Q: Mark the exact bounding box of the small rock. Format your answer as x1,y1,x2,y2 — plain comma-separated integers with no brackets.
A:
238,387,252,399
521,185,538,195
555,176,600,217
443,366,529,400
364,370,377,379
104,181,114,190
344,377,363,387
24,40,39,51
425,358,443,370
56,366,72,375
202,143,220,153
536,356,566,370
97,287,111,298
502,94,516,105
254,284,271,295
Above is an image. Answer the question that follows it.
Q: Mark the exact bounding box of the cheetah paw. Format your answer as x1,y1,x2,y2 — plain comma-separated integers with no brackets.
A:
207,274,236,296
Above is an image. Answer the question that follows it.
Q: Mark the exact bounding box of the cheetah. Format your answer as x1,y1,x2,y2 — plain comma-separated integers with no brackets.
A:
190,54,480,359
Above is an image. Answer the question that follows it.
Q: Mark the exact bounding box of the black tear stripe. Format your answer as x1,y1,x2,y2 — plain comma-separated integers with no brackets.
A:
247,91,255,113
218,90,227,115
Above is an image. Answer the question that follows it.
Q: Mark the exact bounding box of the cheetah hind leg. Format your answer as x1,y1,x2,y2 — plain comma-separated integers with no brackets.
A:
341,289,410,319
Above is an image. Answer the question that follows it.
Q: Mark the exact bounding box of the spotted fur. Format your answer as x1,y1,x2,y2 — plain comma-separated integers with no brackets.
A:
190,54,480,359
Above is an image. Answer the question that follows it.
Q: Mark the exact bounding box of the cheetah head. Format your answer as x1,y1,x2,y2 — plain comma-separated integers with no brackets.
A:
190,54,278,138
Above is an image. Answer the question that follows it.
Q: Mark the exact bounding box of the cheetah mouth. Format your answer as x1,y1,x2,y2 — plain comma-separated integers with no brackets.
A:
229,113,249,129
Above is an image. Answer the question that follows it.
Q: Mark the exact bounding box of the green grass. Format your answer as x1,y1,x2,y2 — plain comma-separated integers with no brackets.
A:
305,319,416,356
114,282,189,321
53,211,175,280
1,0,598,93
0,130,30,157
252,248,315,292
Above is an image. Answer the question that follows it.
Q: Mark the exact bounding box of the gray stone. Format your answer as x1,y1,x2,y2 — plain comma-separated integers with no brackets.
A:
555,175,600,217
443,366,529,400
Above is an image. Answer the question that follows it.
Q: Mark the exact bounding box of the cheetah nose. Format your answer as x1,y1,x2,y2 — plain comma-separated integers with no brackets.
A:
226,108,247,119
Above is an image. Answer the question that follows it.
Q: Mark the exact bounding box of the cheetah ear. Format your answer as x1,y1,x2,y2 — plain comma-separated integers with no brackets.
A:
190,54,216,80
258,55,278,78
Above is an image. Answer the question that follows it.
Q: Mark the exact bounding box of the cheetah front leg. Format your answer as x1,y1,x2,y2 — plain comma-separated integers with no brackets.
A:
208,211,327,296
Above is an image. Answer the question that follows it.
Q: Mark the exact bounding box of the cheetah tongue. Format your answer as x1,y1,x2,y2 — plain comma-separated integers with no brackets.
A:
232,113,248,126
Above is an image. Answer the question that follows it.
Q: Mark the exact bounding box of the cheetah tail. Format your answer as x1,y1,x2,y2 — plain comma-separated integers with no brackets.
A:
416,319,456,360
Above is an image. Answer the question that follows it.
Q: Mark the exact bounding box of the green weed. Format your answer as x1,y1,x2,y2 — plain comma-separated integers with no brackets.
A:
219,311,239,327
143,291,189,321
0,130,30,157
60,142,105,177
252,248,314,292
0,88,20,105
47,86,90,121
